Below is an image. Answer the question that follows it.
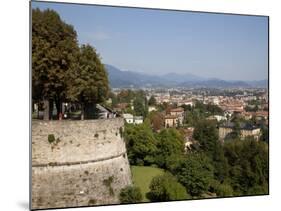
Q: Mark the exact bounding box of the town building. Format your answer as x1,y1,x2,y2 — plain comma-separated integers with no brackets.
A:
96,104,116,119
123,113,134,124
219,122,261,142
134,116,144,124
164,107,185,128
123,113,143,124
219,100,244,113
148,106,157,113
207,115,227,122
164,115,178,128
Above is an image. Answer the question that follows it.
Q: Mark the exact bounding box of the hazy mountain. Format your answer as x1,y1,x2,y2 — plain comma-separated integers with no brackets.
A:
105,64,267,88
246,79,268,88
161,72,205,83
105,64,166,87
179,79,251,88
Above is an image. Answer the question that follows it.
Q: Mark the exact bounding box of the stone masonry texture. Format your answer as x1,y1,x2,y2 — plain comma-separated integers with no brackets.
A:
31,118,132,210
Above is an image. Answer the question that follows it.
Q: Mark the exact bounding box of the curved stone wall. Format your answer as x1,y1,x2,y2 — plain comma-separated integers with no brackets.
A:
31,118,132,209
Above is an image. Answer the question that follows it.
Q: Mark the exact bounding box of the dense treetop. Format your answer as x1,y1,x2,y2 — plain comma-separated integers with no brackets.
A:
32,8,109,119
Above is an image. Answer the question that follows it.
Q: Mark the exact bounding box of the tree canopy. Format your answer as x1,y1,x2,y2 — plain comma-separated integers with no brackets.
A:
173,153,214,196
32,8,79,119
124,122,158,166
223,140,268,195
155,128,185,169
147,173,190,202
32,8,109,120
67,44,109,119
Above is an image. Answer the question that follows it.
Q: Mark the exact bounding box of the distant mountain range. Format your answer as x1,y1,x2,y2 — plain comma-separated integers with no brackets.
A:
105,64,268,89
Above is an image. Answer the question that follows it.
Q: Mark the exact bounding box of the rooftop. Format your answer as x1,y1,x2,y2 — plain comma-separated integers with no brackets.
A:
220,122,259,130
170,107,184,112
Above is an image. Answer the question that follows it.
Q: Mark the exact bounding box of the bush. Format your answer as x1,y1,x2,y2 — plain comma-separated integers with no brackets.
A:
103,176,114,196
48,134,55,143
119,186,143,203
146,173,190,202
216,183,234,197
210,180,233,197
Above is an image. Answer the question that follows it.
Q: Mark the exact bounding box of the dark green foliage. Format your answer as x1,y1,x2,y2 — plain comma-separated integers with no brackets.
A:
223,140,268,195
119,186,143,203
193,120,229,182
32,8,109,120
103,176,115,196
245,105,259,112
134,96,148,118
124,123,157,166
184,101,223,126
155,128,185,169
147,173,190,202
88,199,97,205
210,180,233,197
260,125,269,143
67,44,109,119
32,8,79,119
48,134,55,143
148,96,157,106
173,153,214,196
193,120,219,152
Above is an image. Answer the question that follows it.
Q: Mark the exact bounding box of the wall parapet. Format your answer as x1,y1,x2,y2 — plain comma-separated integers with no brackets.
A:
32,118,126,166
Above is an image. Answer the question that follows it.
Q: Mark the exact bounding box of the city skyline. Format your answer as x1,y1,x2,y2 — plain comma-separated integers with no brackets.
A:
32,1,268,81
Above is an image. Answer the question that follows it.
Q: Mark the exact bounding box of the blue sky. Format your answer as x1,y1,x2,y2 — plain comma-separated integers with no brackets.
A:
32,1,268,81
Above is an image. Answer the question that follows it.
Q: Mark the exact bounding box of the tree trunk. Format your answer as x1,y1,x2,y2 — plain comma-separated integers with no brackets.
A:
55,99,62,120
49,99,54,120
43,99,49,121
81,103,85,120
37,100,40,119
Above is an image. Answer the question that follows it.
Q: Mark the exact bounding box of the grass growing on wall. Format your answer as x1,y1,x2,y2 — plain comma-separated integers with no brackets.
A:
131,166,164,202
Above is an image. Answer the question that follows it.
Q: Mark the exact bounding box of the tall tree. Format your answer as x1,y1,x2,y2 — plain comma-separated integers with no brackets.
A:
173,153,214,196
32,8,79,120
148,111,164,131
124,122,158,165
155,128,185,169
193,120,229,182
67,44,109,119
148,95,157,106
223,140,268,195
133,96,148,118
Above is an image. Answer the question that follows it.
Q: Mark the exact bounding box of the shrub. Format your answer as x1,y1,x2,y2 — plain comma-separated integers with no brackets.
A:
103,176,114,196
119,186,143,203
146,173,190,202
210,180,233,197
88,198,96,205
48,134,55,143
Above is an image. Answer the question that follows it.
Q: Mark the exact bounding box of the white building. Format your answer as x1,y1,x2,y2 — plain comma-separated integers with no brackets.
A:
123,113,134,124
123,113,143,124
207,115,227,122
148,106,157,112
134,116,143,124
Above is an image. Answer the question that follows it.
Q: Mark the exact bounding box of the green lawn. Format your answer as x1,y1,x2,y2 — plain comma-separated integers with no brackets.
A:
131,165,164,202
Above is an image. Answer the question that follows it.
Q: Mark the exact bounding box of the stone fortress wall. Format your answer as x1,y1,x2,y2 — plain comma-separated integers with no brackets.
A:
31,118,132,210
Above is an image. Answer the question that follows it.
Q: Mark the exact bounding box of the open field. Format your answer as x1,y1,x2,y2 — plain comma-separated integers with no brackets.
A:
131,165,165,202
